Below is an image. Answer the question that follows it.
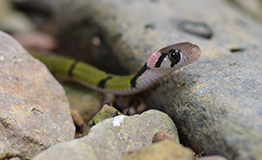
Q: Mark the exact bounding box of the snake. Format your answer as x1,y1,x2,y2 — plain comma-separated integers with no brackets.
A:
32,42,201,95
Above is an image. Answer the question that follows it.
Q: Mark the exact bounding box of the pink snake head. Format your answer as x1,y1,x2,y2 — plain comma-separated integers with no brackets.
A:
147,42,201,72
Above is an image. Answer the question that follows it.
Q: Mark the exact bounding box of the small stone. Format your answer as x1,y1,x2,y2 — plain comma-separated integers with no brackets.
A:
70,109,85,127
0,11,36,33
13,32,58,51
136,102,147,114
86,104,118,133
121,140,194,160
152,131,177,143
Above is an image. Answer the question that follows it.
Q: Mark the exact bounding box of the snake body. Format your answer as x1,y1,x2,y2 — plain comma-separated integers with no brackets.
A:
32,42,201,95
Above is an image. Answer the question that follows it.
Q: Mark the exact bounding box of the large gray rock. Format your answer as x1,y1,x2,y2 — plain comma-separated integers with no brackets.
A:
0,31,75,159
149,50,262,159
51,0,262,159
33,110,179,160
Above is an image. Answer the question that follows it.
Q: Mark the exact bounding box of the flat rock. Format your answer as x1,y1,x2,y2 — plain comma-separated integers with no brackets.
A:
32,110,179,160
51,0,262,159
0,30,75,159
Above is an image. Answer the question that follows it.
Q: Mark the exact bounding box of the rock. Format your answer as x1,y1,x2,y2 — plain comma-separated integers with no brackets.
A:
149,45,262,159
197,155,229,160
85,104,118,134
50,0,262,159
71,108,86,138
9,157,21,160
0,0,12,22
32,110,179,160
87,104,118,125
0,1,38,34
0,30,75,159
70,109,84,127
0,10,36,33
13,32,58,51
121,140,194,160
152,131,177,143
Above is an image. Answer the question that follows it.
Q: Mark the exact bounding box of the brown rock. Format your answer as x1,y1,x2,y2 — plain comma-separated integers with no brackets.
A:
152,131,177,143
13,32,58,51
121,140,194,160
32,110,179,160
70,109,84,127
0,30,75,159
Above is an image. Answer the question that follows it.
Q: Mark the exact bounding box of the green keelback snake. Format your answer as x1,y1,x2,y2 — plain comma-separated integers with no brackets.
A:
32,42,201,95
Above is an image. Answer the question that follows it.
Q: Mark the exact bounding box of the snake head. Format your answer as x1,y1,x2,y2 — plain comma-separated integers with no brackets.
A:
147,42,201,71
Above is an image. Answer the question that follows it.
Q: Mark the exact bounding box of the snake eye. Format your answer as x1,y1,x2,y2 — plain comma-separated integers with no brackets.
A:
168,49,181,65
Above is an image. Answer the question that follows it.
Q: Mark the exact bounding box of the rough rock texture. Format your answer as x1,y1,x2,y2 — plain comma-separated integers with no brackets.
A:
32,110,179,160
149,51,262,160
52,0,262,159
0,30,75,159
121,140,194,160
